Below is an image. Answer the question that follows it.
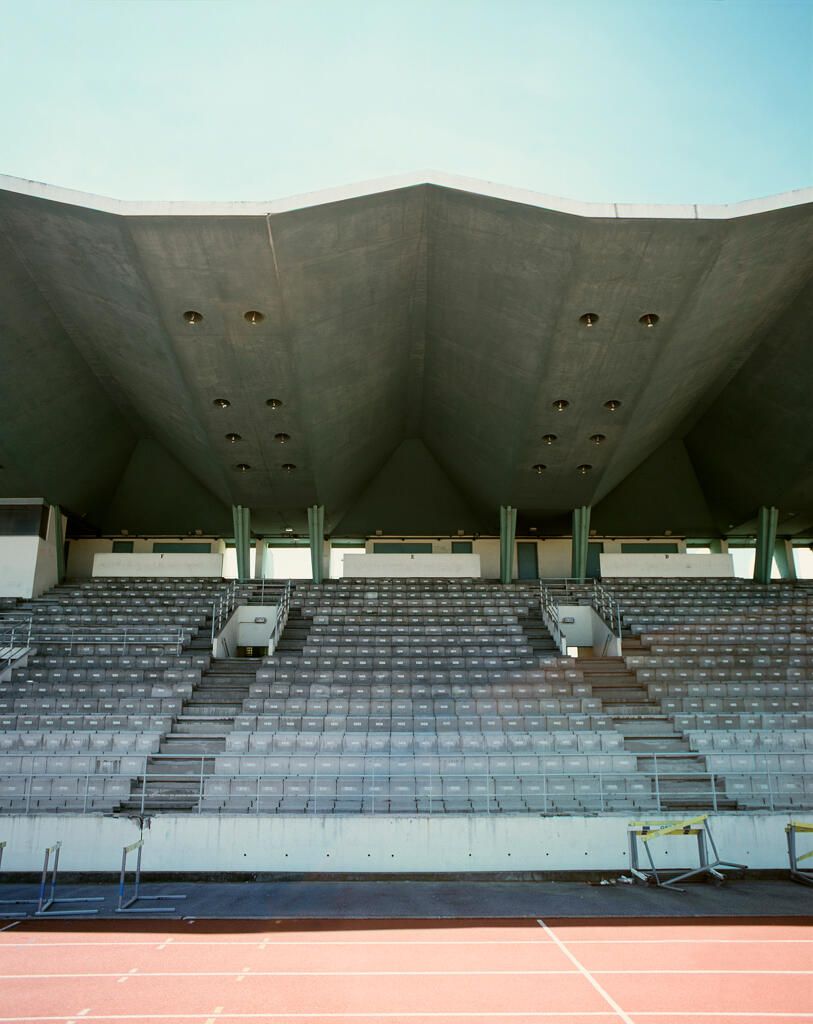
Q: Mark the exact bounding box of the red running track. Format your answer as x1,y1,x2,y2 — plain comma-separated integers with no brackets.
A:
0,916,811,1024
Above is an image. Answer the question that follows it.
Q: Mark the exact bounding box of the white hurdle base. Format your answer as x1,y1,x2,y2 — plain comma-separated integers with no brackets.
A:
117,839,185,913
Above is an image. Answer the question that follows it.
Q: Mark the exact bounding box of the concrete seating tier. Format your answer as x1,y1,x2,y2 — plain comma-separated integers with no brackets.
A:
0,576,235,814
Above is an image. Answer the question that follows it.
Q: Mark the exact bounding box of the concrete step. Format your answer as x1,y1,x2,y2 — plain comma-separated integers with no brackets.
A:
159,737,226,755
615,717,678,736
625,737,688,753
174,716,235,735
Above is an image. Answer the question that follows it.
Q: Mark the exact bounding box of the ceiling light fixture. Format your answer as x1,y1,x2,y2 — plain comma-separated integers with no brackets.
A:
284,526,294,534
639,313,659,328
532,463,546,474
604,400,621,411
244,310,265,325
552,399,569,412
579,313,599,327
235,463,250,472
266,398,283,409
225,433,242,443
275,433,291,444
577,464,592,474
281,463,296,472
589,434,606,445
541,434,557,445
182,310,203,325
213,398,231,408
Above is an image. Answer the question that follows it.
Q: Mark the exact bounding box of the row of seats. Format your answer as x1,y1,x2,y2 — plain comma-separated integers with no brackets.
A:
225,730,626,754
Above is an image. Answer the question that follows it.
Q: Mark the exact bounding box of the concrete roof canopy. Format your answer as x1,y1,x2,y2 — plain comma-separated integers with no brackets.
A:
1,171,811,539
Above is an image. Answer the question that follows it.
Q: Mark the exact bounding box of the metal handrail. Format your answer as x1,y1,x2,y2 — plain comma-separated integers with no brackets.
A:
9,627,187,657
0,615,33,673
0,749,810,816
538,582,567,655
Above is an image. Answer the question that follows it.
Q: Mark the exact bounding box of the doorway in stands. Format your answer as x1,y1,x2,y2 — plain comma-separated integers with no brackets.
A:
516,541,538,579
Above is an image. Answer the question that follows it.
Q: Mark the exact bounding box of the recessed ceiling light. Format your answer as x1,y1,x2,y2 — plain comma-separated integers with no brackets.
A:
281,463,296,472
183,310,203,325
589,434,606,445
639,313,659,328
604,400,621,411
529,526,538,532
275,433,291,444
235,463,250,472
284,526,294,533
225,433,242,443
577,464,592,474
541,434,557,445
532,463,546,474
552,399,569,412
194,529,203,536
213,398,231,408
579,313,599,327
266,398,283,409
244,310,265,325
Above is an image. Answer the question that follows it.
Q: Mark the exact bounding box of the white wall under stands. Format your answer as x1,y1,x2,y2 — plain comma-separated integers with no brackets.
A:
0,504,63,599
557,605,622,657
600,553,734,578
342,553,482,578
0,811,793,872
92,552,224,578
212,604,280,657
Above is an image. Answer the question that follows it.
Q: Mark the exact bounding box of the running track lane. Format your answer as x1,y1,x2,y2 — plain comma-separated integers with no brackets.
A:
0,916,810,1024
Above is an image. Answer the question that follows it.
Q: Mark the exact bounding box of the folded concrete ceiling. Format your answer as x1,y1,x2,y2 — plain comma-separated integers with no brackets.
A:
0,172,811,538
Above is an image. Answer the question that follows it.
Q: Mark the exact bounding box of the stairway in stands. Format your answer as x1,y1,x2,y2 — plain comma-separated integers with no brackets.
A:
517,608,560,655
119,620,260,813
580,632,731,810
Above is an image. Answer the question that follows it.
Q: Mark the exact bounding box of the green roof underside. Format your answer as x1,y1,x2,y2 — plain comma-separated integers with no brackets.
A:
0,175,811,539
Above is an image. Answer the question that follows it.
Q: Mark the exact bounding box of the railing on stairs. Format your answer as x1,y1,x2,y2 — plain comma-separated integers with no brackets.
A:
0,614,33,674
537,578,622,654
209,579,293,655
538,583,567,656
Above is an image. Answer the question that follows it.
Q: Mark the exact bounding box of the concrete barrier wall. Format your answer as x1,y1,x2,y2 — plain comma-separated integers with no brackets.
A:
0,813,793,873
92,553,224,577
342,554,482,578
600,553,734,578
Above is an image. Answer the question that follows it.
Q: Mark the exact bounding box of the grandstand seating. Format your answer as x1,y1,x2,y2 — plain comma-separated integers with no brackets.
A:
0,574,810,815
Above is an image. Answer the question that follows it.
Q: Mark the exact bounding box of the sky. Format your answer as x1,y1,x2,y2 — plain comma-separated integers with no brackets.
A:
1,0,811,205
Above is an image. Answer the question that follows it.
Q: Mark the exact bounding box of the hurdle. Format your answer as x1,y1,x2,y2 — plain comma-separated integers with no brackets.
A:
0,841,37,917
116,839,186,913
786,822,813,887
35,842,104,915
628,814,747,891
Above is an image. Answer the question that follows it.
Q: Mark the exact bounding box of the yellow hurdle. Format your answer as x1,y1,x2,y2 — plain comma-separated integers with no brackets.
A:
628,815,747,891
785,822,813,886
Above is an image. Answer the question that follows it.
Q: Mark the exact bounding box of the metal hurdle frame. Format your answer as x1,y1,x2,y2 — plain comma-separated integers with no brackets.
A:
116,839,185,913
0,841,38,917
786,822,813,887
628,814,747,891
35,842,104,915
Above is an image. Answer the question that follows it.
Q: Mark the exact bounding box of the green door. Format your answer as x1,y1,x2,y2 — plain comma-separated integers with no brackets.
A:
516,542,538,580
586,542,603,579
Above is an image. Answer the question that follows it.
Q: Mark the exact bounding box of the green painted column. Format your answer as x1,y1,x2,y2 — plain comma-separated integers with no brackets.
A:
231,505,251,580
753,505,779,584
51,505,65,584
499,505,517,584
308,505,325,584
773,538,796,580
254,539,267,580
571,505,591,580
709,539,725,554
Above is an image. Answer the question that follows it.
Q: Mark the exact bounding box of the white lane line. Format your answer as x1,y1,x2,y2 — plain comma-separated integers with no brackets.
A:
65,1010,90,1024
1,967,811,980
203,1007,223,1024
0,969,583,979
2,937,810,949
0,1015,623,1021
537,919,634,1024
156,937,174,951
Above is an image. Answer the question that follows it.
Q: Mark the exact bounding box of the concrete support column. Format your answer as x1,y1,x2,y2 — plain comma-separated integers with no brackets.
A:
231,505,251,580
709,539,729,554
571,505,591,581
773,538,797,580
51,505,66,584
499,506,517,584
753,505,779,584
308,505,325,585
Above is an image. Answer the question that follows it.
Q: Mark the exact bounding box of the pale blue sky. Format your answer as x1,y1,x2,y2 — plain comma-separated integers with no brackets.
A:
1,0,811,203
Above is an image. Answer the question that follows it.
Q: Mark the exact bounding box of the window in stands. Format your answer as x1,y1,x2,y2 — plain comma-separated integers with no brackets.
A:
112,540,133,553
373,543,433,554
451,541,473,553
